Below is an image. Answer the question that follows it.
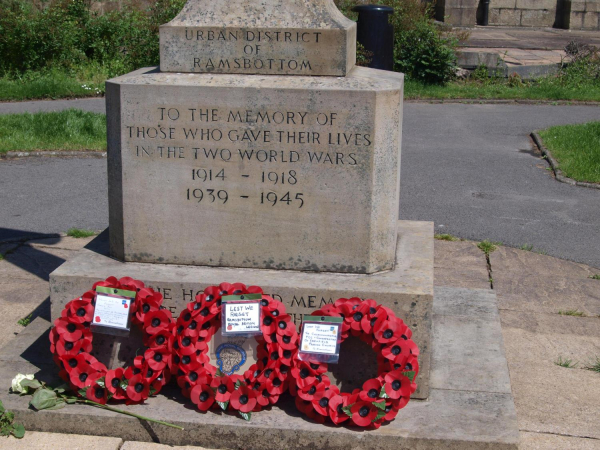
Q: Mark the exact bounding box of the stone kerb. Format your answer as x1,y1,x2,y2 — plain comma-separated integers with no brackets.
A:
106,66,403,274
159,0,357,76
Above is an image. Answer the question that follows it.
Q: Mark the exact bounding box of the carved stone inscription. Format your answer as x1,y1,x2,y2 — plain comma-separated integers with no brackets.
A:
160,27,353,75
126,106,370,214
109,70,403,273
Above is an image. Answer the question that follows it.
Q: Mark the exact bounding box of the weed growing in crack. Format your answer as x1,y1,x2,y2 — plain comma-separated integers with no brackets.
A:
66,228,96,239
590,274,600,280
555,356,578,368
558,310,586,317
434,234,460,241
585,357,600,373
519,244,534,251
477,240,499,255
17,315,32,327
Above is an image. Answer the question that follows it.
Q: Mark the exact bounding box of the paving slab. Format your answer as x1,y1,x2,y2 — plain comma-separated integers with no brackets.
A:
0,285,518,449
501,311,600,440
460,26,600,50
434,240,491,290
4,431,122,449
432,287,512,394
491,247,600,316
519,431,600,449
26,235,97,251
122,443,217,450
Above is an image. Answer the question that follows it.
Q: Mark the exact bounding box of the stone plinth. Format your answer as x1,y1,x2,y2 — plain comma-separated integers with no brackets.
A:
50,220,433,399
4,286,518,449
159,0,357,76
106,66,403,274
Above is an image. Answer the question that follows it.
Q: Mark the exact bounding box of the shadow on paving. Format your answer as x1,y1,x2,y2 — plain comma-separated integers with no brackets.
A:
1,228,66,282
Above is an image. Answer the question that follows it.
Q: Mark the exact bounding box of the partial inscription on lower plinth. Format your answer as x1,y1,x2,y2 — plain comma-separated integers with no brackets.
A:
49,221,433,399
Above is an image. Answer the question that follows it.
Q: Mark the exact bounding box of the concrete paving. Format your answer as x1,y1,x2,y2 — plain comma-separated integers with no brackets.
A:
1,100,599,268
0,236,598,448
457,26,600,76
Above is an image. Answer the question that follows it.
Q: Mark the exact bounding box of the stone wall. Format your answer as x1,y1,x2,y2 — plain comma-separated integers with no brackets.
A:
437,0,599,28
488,0,558,26
563,0,600,29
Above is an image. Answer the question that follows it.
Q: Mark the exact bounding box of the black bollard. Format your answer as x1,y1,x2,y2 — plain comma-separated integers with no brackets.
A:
352,5,394,71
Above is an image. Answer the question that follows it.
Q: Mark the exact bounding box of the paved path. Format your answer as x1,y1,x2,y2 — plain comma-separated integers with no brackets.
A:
0,99,599,268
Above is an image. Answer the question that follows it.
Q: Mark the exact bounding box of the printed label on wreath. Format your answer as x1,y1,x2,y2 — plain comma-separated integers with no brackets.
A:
300,320,342,356
221,294,262,336
93,286,135,331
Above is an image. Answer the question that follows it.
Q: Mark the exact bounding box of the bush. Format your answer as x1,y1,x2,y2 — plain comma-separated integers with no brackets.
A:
0,0,186,76
335,0,459,84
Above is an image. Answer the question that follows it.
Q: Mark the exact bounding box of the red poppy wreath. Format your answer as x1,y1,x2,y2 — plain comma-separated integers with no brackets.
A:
49,276,174,404
171,282,299,420
289,298,419,429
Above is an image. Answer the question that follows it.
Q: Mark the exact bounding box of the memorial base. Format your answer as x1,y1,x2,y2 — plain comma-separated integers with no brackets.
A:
0,286,518,449
50,220,434,399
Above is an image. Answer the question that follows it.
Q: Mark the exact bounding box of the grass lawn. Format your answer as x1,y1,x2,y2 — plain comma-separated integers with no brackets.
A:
405,79,600,102
0,68,106,102
539,121,600,184
0,109,107,153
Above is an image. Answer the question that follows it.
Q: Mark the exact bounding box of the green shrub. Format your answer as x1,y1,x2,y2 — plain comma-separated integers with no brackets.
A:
0,0,185,76
335,0,459,84
394,20,457,84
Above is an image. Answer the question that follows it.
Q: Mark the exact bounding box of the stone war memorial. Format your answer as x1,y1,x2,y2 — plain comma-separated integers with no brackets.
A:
0,0,518,448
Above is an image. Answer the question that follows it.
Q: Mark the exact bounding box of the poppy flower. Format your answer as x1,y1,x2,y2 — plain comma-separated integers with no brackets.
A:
312,388,339,416
118,277,145,293
86,379,107,404
361,307,387,334
145,348,169,371
60,353,88,372
105,368,126,400
265,372,287,395
176,331,199,356
276,330,298,350
210,376,234,403
374,318,402,344
383,398,403,421
144,309,172,335
383,370,413,399
246,285,264,294
54,318,83,342
255,384,274,407
230,384,257,413
146,328,173,350
295,395,315,415
329,393,350,424
69,362,97,388
382,338,412,362
298,382,322,401
67,299,94,324
313,304,341,317
260,314,277,335
291,362,316,388
92,277,119,291
126,374,150,402
359,378,384,402
350,401,378,426
134,289,162,324
190,384,215,411
347,302,370,332
243,364,261,385
275,315,293,336
56,337,85,356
